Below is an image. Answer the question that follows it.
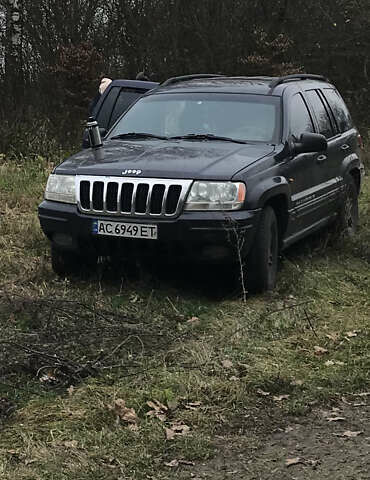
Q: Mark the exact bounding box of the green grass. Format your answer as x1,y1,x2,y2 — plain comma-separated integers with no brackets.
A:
0,155,369,479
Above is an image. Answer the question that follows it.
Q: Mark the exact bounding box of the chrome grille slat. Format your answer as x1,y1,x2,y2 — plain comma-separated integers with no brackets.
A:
103,182,108,212
117,183,123,213
77,176,193,219
130,183,138,215
89,182,94,210
161,185,169,215
145,185,153,215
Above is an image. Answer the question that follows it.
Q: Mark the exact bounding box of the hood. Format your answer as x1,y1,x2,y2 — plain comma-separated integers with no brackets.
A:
55,139,275,180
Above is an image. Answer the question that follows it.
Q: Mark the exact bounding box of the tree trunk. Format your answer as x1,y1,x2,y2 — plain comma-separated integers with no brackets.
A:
5,0,23,100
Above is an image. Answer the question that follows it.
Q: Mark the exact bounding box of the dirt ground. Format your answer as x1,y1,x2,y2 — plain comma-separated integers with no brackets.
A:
175,397,370,480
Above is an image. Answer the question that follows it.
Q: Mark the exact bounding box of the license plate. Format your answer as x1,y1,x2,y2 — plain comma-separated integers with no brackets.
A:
92,220,157,240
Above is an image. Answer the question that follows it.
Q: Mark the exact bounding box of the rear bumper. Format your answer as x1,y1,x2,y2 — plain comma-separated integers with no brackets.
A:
38,200,261,263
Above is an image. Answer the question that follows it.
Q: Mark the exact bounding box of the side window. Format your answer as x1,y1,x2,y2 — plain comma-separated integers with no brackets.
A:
95,86,120,130
290,93,314,140
305,90,334,139
109,88,146,128
322,88,353,133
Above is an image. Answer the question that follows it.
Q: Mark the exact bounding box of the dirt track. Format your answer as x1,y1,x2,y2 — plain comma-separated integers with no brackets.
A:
176,399,370,479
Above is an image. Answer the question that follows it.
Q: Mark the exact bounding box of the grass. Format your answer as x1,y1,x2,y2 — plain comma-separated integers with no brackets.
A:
0,153,369,479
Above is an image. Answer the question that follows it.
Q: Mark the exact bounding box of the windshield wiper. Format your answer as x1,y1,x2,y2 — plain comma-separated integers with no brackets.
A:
110,132,169,140
169,133,248,144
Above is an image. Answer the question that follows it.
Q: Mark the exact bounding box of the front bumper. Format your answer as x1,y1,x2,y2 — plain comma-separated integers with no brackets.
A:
38,200,261,263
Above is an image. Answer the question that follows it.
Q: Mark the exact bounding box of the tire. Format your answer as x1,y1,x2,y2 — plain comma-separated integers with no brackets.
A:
51,246,97,277
334,175,359,237
246,206,279,293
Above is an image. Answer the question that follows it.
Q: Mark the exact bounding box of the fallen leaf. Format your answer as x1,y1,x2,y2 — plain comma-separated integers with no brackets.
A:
324,360,335,366
291,379,304,386
305,459,320,467
165,423,190,440
222,359,233,369
327,417,345,422
187,316,199,323
314,346,328,355
164,459,195,467
326,333,340,342
39,372,57,384
273,395,290,402
285,457,302,467
334,430,363,438
184,401,201,410
111,399,138,425
179,460,195,466
64,440,78,448
345,331,358,338
257,388,270,397
165,428,176,440
324,359,345,366
146,399,168,422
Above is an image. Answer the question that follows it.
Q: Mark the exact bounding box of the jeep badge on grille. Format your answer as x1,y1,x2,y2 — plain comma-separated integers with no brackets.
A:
122,169,142,175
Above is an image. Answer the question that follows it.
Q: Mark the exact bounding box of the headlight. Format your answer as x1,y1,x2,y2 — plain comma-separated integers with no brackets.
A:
185,181,246,211
45,174,76,204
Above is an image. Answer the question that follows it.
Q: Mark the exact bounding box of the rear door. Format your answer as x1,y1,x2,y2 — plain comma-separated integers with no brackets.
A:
83,80,158,147
284,92,326,234
303,88,342,218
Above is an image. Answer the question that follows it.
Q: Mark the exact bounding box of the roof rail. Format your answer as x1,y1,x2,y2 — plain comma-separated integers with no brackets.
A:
269,74,329,90
161,74,223,87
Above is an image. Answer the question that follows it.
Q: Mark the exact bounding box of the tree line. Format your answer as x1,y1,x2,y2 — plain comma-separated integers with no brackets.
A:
0,0,369,152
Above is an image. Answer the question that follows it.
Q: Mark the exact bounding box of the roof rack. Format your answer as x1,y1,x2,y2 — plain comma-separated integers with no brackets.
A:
269,74,329,89
160,74,223,87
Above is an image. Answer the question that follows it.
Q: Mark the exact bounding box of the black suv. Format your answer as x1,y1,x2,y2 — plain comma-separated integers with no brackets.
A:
38,74,364,292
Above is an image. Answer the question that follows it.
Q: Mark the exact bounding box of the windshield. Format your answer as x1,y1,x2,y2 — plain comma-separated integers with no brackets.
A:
108,93,280,143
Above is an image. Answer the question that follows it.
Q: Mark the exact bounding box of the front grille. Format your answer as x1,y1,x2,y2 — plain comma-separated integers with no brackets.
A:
77,176,193,218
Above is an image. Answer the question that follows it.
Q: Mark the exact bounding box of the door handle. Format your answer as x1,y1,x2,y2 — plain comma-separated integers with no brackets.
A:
341,144,350,151
316,154,327,163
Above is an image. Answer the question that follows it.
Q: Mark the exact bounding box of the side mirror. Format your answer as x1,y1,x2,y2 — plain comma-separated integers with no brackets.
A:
293,132,327,155
82,127,107,149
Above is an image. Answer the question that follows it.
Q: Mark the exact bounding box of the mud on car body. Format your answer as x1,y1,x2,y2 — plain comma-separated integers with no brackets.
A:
39,74,364,292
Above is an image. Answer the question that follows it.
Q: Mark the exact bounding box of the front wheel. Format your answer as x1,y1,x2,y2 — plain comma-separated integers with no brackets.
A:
245,206,279,293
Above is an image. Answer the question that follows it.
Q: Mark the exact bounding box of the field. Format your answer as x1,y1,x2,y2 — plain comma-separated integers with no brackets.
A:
0,154,369,479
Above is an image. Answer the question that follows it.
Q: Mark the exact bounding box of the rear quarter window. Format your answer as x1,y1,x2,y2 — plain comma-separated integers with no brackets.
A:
322,88,353,133
305,90,335,139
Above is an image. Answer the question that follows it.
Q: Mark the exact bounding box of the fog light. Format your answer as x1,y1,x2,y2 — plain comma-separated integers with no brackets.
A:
53,233,73,248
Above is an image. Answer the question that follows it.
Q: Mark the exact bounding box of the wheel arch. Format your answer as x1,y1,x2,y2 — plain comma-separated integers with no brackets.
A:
264,194,290,248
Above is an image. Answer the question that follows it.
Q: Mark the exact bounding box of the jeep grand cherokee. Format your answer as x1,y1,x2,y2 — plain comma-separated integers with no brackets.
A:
38,74,364,292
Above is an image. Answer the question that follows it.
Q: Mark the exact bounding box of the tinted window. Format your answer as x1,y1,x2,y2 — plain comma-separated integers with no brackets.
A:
290,93,314,139
109,93,281,143
306,90,334,138
109,88,147,128
96,86,120,130
322,88,353,132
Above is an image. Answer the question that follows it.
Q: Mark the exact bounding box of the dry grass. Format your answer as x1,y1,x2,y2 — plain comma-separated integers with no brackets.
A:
0,155,369,479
